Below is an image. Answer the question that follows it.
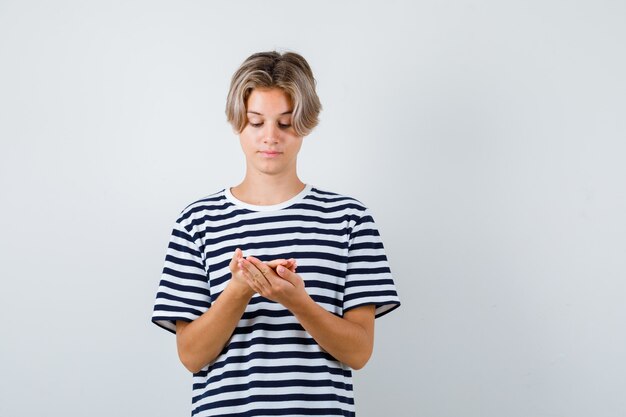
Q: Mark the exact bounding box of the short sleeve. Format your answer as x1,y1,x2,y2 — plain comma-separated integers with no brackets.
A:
343,208,401,318
151,214,211,334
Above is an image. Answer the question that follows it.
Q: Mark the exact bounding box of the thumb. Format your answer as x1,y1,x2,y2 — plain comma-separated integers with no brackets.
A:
229,248,242,269
276,265,300,285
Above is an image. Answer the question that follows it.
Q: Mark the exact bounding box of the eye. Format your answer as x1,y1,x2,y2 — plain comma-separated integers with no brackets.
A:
249,122,263,128
278,123,292,129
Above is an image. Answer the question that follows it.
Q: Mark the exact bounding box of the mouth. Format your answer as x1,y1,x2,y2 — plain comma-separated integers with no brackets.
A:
259,150,282,158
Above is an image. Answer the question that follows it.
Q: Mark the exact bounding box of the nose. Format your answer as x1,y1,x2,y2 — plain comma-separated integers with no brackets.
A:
263,123,280,144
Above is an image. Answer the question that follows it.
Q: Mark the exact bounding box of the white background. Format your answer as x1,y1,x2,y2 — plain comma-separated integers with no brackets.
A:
1,1,625,416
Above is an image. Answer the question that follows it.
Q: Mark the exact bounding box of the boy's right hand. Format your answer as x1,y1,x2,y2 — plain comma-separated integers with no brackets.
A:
228,248,255,298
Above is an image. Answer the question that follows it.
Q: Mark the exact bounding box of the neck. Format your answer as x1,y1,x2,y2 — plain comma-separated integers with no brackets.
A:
231,171,306,206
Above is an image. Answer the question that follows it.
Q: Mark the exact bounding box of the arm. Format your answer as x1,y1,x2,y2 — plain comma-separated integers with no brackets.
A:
240,257,376,370
175,248,253,373
290,299,375,370
176,251,297,373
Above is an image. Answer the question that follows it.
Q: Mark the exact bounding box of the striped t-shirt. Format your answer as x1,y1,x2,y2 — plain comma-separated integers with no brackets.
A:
151,184,400,417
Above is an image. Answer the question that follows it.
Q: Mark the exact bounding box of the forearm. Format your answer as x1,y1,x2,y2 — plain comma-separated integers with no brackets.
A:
177,282,252,373
238,258,375,370
290,297,374,370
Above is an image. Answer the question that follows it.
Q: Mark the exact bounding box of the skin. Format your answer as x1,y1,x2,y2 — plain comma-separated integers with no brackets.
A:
175,87,376,373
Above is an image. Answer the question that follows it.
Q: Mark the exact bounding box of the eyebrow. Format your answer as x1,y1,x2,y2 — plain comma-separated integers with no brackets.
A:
247,110,293,115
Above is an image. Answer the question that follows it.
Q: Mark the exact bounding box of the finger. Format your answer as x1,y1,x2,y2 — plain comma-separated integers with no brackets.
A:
239,260,265,292
288,258,297,272
244,272,262,294
276,265,300,286
241,257,270,288
229,248,243,270
247,256,278,284
279,258,296,270
263,258,297,273
264,259,289,269
237,258,247,274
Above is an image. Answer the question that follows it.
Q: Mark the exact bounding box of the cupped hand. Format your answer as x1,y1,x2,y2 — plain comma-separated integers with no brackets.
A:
228,249,297,297
237,256,309,310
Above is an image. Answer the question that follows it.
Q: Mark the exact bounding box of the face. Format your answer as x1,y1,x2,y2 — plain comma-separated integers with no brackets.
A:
239,88,303,177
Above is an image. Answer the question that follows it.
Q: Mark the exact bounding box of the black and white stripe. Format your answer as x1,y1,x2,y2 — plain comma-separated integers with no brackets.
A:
152,185,400,416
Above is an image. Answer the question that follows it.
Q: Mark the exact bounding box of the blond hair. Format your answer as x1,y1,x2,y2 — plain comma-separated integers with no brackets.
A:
225,51,322,137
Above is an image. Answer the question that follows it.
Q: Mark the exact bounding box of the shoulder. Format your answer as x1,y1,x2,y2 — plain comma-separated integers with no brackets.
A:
175,189,230,225
303,187,378,232
305,186,369,212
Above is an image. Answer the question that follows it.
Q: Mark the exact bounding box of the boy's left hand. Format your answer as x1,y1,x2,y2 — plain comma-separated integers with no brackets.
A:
237,256,309,310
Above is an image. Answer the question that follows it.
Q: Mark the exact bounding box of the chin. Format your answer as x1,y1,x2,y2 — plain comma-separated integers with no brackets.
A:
258,168,284,176
257,160,289,171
